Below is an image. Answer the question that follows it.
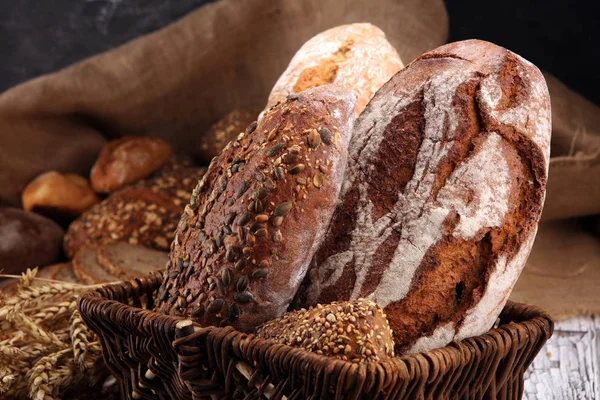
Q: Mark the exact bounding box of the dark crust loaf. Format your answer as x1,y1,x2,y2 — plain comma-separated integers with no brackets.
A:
296,40,551,354
0,208,64,274
157,85,356,332
256,298,394,363
198,109,259,164
64,158,206,258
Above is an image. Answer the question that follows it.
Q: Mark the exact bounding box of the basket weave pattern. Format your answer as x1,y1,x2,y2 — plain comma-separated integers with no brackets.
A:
78,272,553,400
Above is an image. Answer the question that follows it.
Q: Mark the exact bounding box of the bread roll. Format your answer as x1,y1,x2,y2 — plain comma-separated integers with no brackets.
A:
22,171,100,221
90,136,172,193
0,208,64,275
256,298,394,363
298,40,552,355
158,85,355,331
266,23,403,117
198,109,259,164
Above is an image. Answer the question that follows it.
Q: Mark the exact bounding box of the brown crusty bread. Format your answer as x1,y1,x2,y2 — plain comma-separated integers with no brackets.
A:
266,23,403,117
157,85,356,331
90,136,172,193
297,40,552,355
198,109,259,164
64,158,206,258
0,208,64,275
256,298,394,363
97,242,168,279
73,247,121,285
22,171,100,222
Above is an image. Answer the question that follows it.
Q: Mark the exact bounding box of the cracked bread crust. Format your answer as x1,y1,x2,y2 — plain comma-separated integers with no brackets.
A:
296,39,551,355
158,85,356,332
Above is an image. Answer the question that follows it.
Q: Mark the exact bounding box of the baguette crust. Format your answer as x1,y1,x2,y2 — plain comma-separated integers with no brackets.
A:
159,85,356,331
266,23,403,117
90,136,172,193
298,40,551,354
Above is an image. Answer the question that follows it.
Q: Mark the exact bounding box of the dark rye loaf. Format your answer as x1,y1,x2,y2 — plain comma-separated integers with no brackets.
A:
158,85,356,331
297,40,552,354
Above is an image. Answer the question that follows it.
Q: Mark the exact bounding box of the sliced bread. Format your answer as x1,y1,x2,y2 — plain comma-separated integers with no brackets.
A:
97,242,168,280
73,247,121,285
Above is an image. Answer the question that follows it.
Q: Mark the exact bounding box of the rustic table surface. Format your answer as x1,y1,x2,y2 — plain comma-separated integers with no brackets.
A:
523,315,600,400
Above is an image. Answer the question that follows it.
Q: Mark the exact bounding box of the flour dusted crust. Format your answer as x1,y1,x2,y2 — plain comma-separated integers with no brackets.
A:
158,85,355,332
266,23,403,117
298,40,551,354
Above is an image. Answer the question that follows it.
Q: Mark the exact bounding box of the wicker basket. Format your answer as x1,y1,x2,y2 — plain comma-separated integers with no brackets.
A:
77,272,553,400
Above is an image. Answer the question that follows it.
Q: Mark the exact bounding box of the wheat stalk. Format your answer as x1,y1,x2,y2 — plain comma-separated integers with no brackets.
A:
0,268,116,399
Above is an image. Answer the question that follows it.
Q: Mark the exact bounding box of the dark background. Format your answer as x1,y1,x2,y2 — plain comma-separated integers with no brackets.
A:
0,0,598,105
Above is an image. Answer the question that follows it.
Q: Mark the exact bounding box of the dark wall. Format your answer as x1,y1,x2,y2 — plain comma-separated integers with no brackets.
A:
445,0,599,105
1,0,598,105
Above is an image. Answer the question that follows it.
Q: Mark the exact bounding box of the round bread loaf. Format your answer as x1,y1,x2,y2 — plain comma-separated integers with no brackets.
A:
297,40,552,355
0,208,64,275
198,109,259,164
256,298,394,363
266,23,403,117
157,85,356,332
65,158,206,258
22,171,100,221
90,136,172,193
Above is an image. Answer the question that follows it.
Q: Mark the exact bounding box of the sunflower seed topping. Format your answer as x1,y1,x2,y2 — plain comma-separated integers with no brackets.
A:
274,202,292,217
288,164,305,175
319,127,333,144
252,268,269,279
245,121,258,134
307,129,321,149
208,299,225,314
228,303,241,321
236,275,249,292
234,291,255,304
274,166,285,180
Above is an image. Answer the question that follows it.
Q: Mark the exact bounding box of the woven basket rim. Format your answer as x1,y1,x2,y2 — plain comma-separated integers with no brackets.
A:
77,271,554,369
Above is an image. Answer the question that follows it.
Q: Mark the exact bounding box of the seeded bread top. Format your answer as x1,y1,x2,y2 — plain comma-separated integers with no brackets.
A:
64,158,206,258
198,109,259,164
158,85,356,332
256,298,394,363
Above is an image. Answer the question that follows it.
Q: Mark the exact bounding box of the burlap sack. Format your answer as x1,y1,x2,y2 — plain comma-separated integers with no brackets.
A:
0,0,448,206
0,0,598,318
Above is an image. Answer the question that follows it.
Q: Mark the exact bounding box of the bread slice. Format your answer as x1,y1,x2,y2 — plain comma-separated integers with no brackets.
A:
73,247,121,285
50,262,80,283
98,242,168,279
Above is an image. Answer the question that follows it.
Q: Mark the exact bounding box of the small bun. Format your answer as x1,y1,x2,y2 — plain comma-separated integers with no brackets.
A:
256,298,395,363
22,171,100,221
90,136,172,193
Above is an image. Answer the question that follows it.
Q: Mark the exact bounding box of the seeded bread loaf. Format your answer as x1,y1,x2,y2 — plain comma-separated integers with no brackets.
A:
158,85,356,331
198,109,259,164
22,171,100,222
297,40,552,355
0,208,64,275
90,136,172,193
98,242,168,279
266,23,403,117
256,298,394,363
64,159,206,258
